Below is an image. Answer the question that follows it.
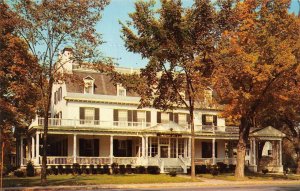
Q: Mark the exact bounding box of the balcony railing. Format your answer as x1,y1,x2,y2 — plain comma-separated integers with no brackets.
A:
30,118,236,133
31,118,151,130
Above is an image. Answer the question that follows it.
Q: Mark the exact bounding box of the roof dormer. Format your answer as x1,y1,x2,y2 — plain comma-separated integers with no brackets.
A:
117,84,126,96
83,76,95,94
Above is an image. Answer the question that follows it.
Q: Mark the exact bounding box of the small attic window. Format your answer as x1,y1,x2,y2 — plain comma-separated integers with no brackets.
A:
83,76,95,94
117,84,126,96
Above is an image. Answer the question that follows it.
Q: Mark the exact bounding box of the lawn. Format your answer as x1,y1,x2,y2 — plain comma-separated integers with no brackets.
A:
4,174,196,187
198,173,300,181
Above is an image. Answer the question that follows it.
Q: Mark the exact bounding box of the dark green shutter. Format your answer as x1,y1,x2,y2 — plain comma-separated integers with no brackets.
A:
146,111,151,123
202,115,206,125
80,107,85,124
174,113,179,123
169,112,173,121
213,115,217,126
128,110,133,122
133,110,137,122
157,112,161,123
113,109,118,121
94,108,99,125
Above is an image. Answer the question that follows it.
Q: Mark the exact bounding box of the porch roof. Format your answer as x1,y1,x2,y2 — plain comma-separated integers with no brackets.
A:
250,126,285,138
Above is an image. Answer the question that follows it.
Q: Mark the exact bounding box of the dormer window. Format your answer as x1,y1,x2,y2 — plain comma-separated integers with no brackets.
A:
117,84,126,96
83,76,95,94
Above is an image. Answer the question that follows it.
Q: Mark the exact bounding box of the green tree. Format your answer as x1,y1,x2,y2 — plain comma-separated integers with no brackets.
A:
14,0,110,184
213,0,300,178
120,0,218,179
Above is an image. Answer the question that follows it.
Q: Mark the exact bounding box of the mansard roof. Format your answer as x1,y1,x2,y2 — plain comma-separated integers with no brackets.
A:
66,71,138,96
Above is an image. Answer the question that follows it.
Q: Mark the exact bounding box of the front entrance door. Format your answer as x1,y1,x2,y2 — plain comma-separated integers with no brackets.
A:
160,146,168,158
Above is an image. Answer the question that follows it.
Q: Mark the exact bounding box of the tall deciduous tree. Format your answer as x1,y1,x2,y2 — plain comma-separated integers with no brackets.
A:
213,0,300,178
14,0,110,184
120,0,218,179
0,3,41,187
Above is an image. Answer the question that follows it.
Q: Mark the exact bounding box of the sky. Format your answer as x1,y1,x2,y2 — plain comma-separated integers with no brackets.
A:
97,0,300,69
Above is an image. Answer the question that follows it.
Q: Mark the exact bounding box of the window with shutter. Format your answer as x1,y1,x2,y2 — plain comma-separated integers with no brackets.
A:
157,112,161,123
94,108,100,125
146,111,151,124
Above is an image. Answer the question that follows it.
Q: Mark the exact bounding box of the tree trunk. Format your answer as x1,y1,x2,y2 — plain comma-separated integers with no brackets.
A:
235,116,252,179
190,110,195,180
41,77,54,185
294,141,300,174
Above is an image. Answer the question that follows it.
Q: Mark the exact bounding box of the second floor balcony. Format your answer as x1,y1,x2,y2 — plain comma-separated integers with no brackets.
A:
30,118,238,133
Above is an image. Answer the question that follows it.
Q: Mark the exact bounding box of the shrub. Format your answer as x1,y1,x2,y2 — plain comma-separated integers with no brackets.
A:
5,164,17,175
136,166,146,174
82,165,90,174
51,166,58,175
111,163,119,174
210,165,219,176
217,162,227,173
58,165,64,175
262,169,269,174
96,164,102,174
65,165,72,175
73,163,80,175
90,164,96,174
195,165,207,174
14,170,25,177
26,161,35,177
228,164,236,173
147,166,160,174
103,164,110,174
126,164,132,174
119,165,126,174
169,171,177,177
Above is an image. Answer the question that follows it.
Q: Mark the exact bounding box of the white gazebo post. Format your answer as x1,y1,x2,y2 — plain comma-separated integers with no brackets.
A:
212,138,216,165
31,136,35,161
253,139,256,166
36,132,40,165
73,134,77,163
249,139,253,165
110,135,114,164
20,136,24,166
176,138,179,158
279,140,282,166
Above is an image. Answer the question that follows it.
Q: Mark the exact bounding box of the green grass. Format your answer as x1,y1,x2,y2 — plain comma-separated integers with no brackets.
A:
4,174,196,187
198,173,300,181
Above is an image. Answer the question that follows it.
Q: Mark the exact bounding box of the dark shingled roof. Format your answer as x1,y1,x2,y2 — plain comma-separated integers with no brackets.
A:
66,71,138,96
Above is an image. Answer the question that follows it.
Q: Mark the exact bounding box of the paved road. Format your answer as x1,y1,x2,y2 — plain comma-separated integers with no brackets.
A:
94,185,300,191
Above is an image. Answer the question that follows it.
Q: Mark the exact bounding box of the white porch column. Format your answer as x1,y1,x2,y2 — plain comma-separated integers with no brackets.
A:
20,137,24,166
142,136,145,157
110,135,114,164
31,136,35,160
188,137,191,158
36,132,40,165
145,136,148,158
184,138,187,158
212,138,216,165
73,134,77,163
279,140,282,166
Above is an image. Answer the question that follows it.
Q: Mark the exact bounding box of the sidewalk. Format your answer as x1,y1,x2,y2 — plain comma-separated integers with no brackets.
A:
3,177,300,191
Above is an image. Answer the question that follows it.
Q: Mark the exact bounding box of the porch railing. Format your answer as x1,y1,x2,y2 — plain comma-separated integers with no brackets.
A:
45,156,74,165
113,157,138,165
76,157,110,165
215,158,237,165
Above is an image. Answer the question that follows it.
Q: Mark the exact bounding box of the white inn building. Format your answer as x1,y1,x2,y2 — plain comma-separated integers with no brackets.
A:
19,48,285,173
